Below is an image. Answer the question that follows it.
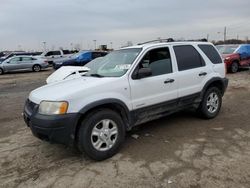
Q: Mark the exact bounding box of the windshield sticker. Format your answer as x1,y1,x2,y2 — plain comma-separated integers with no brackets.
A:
115,64,131,70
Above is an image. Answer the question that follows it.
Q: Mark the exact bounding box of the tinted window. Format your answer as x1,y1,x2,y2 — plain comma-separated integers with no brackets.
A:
52,51,61,56
138,47,172,76
198,44,222,64
62,50,70,54
45,52,53,56
174,45,205,71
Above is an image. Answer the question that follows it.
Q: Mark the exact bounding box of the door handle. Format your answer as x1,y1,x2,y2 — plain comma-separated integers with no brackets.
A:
164,78,175,84
199,72,207,76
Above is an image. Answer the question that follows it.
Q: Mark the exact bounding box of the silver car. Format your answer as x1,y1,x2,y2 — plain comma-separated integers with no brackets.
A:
0,56,49,75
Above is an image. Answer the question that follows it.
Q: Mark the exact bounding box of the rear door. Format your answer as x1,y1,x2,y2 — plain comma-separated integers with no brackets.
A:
173,45,209,98
20,57,33,69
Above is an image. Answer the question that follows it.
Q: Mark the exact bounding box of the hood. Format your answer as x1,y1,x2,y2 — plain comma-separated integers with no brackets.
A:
29,76,116,104
46,66,90,84
221,54,233,58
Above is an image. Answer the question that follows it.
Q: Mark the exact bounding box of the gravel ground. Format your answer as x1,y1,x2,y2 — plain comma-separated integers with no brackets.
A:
0,68,250,188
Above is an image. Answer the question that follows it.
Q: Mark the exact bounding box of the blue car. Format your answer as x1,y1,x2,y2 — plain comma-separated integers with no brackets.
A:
53,51,107,69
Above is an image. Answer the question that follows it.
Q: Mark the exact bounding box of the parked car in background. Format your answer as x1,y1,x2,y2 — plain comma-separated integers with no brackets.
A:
53,51,107,69
47,57,104,84
40,50,75,66
0,51,42,62
0,56,49,75
216,44,250,73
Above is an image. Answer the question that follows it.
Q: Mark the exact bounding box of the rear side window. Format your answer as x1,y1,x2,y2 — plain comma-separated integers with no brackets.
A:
198,44,222,64
22,57,32,61
174,45,205,71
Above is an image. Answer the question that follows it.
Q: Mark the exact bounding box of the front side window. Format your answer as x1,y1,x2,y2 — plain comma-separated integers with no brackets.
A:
135,47,172,77
9,57,21,64
174,45,205,71
85,48,141,77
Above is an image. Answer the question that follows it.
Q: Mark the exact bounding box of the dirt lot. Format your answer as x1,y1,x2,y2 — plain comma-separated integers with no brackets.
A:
0,68,250,188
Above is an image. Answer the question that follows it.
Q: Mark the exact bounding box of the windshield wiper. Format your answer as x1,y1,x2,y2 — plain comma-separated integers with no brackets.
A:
89,73,104,78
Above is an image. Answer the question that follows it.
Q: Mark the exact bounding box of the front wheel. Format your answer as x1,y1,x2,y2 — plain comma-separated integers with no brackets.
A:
197,87,222,119
0,68,3,75
77,109,126,161
230,61,239,73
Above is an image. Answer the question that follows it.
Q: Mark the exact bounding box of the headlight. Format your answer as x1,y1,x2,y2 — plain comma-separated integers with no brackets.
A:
38,101,68,115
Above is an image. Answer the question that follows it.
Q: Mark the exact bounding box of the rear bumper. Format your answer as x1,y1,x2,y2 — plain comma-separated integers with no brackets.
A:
222,77,229,94
23,100,79,145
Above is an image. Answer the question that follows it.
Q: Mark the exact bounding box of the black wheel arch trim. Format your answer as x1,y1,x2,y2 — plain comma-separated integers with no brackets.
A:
71,98,133,136
201,77,228,98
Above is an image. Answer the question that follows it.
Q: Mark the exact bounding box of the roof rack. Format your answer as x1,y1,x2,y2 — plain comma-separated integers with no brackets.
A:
137,38,174,45
137,38,207,45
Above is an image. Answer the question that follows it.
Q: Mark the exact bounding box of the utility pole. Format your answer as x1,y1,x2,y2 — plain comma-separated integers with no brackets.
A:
42,42,46,52
93,40,96,50
224,26,227,42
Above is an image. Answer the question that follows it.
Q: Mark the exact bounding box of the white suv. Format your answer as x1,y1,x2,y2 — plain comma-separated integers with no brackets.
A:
23,39,228,160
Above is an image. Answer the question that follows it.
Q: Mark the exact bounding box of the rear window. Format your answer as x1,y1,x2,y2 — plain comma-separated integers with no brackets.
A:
174,45,205,71
198,44,222,64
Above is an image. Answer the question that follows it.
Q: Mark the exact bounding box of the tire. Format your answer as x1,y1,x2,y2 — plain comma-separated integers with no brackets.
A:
230,61,239,73
0,68,3,75
77,109,126,161
197,87,222,119
33,64,41,72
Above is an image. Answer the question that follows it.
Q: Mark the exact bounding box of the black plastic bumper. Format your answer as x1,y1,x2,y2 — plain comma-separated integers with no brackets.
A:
23,100,79,145
222,77,229,94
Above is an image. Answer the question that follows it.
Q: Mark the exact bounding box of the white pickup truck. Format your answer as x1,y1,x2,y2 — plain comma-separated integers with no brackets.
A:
40,50,74,66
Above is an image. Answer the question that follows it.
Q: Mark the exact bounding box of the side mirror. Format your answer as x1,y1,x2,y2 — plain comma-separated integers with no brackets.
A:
137,68,152,79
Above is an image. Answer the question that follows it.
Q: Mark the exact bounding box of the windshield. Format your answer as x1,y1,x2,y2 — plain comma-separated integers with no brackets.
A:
217,45,239,54
84,48,141,77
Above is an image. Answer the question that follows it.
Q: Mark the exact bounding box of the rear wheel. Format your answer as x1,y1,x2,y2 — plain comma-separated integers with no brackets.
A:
77,109,126,161
0,68,3,75
33,64,41,72
230,61,239,73
197,87,222,119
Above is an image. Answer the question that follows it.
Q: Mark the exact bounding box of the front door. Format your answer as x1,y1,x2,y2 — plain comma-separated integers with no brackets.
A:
129,47,178,121
4,57,22,71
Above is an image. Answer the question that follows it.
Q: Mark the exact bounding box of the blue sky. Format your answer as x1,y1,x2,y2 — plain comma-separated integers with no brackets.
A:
0,0,250,51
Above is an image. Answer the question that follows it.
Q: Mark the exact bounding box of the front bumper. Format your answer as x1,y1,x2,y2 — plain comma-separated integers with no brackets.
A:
23,99,79,145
